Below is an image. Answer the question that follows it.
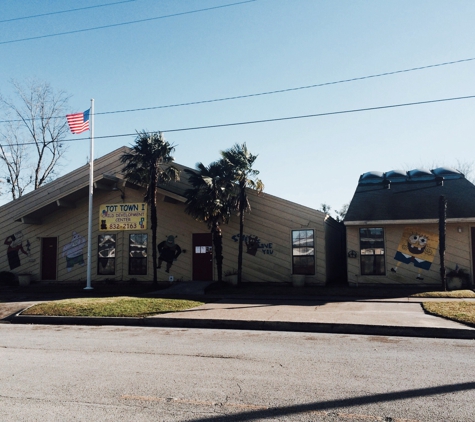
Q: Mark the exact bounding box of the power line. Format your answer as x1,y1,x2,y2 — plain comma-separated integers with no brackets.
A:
140,94,475,133
4,94,475,147
1,55,474,125
97,56,475,116
0,1,136,24
0,0,257,45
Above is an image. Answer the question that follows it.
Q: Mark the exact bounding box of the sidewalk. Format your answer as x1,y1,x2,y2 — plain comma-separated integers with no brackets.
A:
2,281,475,339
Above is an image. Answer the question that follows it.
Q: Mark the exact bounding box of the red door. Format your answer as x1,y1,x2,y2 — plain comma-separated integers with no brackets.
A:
41,237,57,280
192,233,213,281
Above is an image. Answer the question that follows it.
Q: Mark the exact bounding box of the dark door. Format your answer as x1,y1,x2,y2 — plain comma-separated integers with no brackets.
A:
192,233,213,281
41,237,57,280
471,228,475,286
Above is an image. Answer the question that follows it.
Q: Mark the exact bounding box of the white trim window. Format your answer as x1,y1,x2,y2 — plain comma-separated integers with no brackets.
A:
129,234,148,275
292,229,315,275
98,234,116,275
359,228,385,275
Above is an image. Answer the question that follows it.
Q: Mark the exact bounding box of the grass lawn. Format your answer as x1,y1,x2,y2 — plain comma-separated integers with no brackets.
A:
422,301,475,327
411,290,475,298
10,282,475,326
21,297,204,318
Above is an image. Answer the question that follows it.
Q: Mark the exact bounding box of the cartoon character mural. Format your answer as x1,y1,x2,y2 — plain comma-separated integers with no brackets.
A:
4,231,29,270
245,235,260,256
391,227,439,280
62,231,86,272
157,235,182,273
232,233,274,255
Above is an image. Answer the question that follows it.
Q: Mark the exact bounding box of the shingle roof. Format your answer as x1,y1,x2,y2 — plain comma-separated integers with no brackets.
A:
0,147,198,224
344,168,475,223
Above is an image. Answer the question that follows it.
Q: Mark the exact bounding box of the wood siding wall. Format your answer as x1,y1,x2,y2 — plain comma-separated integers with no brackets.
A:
346,223,473,286
0,149,343,285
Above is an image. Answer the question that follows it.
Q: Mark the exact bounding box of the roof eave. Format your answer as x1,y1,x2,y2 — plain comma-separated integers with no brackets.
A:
344,217,475,226
15,173,122,224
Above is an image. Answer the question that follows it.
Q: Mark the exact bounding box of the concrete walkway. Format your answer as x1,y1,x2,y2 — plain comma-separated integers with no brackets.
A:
2,281,475,339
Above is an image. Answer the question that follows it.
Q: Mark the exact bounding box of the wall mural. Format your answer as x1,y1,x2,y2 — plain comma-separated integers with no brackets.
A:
157,235,182,273
231,234,274,256
98,234,116,275
390,227,439,280
62,231,86,272
4,231,29,270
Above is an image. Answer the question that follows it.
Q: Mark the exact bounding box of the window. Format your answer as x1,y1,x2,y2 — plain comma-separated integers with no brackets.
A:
129,234,147,275
98,234,116,275
359,228,385,275
292,230,315,275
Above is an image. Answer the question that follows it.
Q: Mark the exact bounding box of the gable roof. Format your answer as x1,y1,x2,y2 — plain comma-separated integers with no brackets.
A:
344,167,475,225
1,146,328,227
0,146,196,225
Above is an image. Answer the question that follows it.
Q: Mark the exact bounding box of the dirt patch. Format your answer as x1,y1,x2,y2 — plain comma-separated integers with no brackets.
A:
0,301,42,319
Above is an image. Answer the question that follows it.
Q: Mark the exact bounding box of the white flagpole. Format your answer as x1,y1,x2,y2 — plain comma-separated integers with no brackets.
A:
85,99,94,290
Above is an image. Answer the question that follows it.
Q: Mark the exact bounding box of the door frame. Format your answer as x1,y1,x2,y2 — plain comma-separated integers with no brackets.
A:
192,233,213,281
41,237,58,280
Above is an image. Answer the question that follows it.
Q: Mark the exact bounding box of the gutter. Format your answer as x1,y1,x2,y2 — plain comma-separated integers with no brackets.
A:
344,218,475,226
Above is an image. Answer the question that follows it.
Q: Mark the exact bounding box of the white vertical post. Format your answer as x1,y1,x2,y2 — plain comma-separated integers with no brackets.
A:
85,99,94,290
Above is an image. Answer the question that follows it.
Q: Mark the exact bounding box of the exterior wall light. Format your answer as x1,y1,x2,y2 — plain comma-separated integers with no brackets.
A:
112,184,125,200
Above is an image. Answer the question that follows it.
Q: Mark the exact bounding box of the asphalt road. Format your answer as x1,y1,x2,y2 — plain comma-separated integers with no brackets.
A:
1,324,474,421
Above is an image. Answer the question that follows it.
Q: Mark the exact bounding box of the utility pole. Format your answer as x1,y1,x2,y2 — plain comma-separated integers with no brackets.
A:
438,195,447,291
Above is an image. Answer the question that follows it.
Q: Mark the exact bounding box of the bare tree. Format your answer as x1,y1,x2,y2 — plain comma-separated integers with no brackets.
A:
319,203,331,214
0,79,70,200
454,160,474,183
319,203,348,222
334,203,349,222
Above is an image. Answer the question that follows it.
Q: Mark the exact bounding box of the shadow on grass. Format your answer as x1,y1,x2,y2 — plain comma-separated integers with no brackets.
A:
3,280,474,306
0,280,170,304
205,281,439,301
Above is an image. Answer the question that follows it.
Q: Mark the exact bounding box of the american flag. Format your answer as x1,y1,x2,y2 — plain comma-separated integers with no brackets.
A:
66,109,90,134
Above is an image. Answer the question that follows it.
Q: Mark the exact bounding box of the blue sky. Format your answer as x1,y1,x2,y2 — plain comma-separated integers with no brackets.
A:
1,0,475,214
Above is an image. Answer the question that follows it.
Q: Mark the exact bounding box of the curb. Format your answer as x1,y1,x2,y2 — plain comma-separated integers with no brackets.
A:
8,314,475,340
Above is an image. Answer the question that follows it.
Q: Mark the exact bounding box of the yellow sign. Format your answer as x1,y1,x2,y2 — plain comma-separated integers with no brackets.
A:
99,203,147,231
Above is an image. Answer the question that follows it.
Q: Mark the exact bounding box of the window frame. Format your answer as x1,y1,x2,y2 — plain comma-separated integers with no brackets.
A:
291,229,315,275
97,234,116,275
129,233,148,276
359,227,386,275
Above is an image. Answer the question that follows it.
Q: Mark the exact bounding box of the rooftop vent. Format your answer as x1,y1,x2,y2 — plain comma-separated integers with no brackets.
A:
384,169,407,182
431,167,464,180
407,169,434,181
359,171,384,184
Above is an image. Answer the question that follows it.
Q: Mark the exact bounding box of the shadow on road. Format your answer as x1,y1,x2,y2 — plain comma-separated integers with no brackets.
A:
188,381,475,421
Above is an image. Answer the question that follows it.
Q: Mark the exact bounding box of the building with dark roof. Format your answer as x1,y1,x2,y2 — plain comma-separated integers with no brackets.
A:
0,147,345,286
344,167,475,287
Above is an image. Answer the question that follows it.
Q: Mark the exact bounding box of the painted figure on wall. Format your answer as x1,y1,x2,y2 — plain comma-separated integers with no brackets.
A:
391,227,439,280
245,235,260,256
4,231,28,270
157,235,182,273
232,233,274,256
62,231,86,272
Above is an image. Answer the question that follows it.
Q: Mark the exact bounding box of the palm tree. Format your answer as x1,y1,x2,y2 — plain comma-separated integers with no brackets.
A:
184,160,234,283
120,131,180,284
221,143,264,284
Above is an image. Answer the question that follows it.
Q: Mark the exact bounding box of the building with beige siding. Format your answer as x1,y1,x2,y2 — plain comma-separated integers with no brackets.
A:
344,168,475,288
0,147,345,286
